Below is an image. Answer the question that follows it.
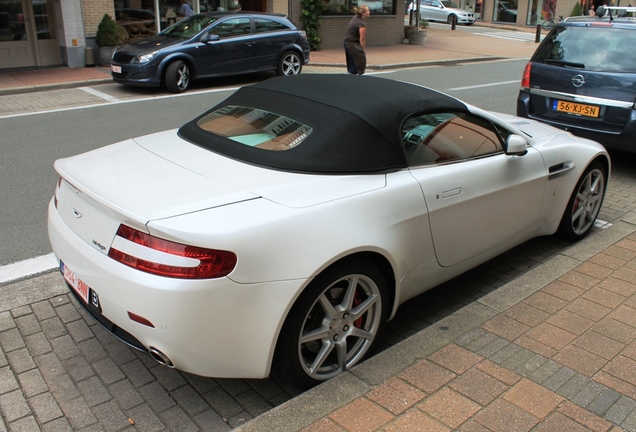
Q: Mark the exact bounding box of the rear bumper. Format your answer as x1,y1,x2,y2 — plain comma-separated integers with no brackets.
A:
517,90,636,153
47,198,305,379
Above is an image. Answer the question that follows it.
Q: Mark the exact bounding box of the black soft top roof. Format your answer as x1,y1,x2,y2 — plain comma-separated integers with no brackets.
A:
178,74,469,174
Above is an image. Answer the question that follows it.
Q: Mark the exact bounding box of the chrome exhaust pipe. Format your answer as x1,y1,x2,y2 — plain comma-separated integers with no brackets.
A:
149,347,174,367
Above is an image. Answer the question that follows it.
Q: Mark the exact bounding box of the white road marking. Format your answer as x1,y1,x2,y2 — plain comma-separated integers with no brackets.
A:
79,86,121,102
448,80,519,91
477,31,540,42
0,86,241,120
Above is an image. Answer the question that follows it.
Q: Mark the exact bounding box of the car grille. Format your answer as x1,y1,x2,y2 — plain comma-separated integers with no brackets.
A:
113,52,135,64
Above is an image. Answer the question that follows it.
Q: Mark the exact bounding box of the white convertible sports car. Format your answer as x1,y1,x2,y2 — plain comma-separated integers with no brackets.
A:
48,74,609,389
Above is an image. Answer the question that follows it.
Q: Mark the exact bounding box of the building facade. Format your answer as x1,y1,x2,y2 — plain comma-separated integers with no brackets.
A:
0,0,595,70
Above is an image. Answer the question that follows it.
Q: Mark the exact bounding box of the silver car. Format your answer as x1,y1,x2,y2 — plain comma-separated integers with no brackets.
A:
408,0,475,25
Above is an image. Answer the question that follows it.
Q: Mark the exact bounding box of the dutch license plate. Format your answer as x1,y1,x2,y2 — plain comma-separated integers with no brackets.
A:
60,261,89,304
553,100,600,118
110,64,122,74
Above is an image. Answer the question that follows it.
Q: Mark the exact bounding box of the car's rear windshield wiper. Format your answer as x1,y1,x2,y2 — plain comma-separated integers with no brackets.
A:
545,59,586,68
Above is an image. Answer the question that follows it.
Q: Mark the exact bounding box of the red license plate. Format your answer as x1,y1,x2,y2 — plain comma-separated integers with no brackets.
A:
61,261,89,303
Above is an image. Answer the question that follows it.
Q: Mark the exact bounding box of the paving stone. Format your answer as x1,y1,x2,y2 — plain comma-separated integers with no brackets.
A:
126,403,165,431
234,390,274,418
35,352,64,379
31,301,56,321
63,356,94,382
40,317,67,340
449,368,509,406
7,347,36,374
542,367,577,392
120,359,155,388
17,369,49,398
76,338,109,364
159,404,201,432
605,395,636,425
203,387,243,420
11,306,32,319
59,397,98,429
488,341,522,365
475,336,511,359
0,366,20,394
93,400,131,432
0,328,26,352
571,380,608,407
473,399,539,431
418,387,481,429
41,417,73,432
0,389,31,422
193,409,232,431
15,314,41,337
102,341,135,365
183,372,219,395
138,381,176,413
29,392,63,423
109,380,143,410
328,398,393,432
50,335,80,360
588,388,622,416
171,385,210,416
0,311,16,332
24,332,53,356
8,415,39,432
93,358,125,385
54,303,81,324
65,319,94,344
78,376,111,407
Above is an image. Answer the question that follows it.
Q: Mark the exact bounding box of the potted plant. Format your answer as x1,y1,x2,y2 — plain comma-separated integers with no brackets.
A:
95,13,128,66
406,19,429,45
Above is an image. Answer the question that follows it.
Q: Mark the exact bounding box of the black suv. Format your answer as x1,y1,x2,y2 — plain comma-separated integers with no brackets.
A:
517,6,636,153
110,12,310,93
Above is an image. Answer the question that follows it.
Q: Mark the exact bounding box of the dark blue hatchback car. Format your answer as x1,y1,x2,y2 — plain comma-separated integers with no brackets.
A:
517,6,636,153
110,12,310,93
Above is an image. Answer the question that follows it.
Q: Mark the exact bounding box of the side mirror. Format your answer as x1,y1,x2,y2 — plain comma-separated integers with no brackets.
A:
505,134,528,156
201,33,220,43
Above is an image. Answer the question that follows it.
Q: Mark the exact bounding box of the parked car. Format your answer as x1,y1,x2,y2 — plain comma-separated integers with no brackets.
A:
408,0,475,25
517,5,636,153
48,74,609,389
110,11,310,93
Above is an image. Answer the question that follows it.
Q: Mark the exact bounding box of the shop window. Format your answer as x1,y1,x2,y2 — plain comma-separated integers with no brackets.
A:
492,0,517,22
323,0,394,15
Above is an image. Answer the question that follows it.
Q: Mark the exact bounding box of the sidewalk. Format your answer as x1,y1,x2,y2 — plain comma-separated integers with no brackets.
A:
237,215,636,432
0,24,539,96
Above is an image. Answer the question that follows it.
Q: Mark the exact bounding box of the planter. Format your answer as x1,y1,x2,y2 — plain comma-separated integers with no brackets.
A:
98,46,118,66
407,29,427,45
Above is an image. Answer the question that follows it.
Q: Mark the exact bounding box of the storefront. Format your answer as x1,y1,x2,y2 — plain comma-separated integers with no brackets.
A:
0,0,61,69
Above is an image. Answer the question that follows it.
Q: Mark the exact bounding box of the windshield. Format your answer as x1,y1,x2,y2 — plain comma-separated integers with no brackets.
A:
441,0,460,7
535,26,636,73
161,15,218,38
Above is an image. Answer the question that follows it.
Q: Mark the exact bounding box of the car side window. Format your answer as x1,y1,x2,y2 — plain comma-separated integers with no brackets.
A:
212,18,252,38
254,18,291,33
402,112,504,166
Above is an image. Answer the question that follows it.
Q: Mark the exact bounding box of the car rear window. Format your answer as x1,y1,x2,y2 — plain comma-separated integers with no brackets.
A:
196,105,313,151
534,26,636,73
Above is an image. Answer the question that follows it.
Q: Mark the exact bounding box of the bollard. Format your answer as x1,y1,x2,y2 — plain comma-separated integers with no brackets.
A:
85,47,95,67
451,14,457,30
535,24,541,43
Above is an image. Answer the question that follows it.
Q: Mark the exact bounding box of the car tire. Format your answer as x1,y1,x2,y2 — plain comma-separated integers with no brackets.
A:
447,14,457,24
165,60,190,93
275,259,389,389
276,51,302,76
557,161,607,241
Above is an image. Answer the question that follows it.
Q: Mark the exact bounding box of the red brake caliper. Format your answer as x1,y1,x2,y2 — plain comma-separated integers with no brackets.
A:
353,292,364,328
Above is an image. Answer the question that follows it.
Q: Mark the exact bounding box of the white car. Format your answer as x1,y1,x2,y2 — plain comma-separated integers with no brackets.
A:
48,74,609,389
408,0,476,25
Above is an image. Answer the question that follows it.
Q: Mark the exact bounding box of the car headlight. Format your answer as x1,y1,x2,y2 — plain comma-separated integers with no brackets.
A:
135,51,158,64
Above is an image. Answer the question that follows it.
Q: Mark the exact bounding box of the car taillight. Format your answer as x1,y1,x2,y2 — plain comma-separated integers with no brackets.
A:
521,62,531,89
108,224,237,279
